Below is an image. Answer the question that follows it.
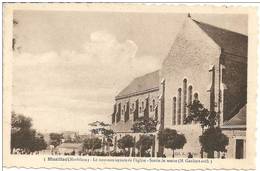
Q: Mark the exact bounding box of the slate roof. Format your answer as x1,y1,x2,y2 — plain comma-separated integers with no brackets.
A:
193,19,248,57
222,105,246,128
116,70,160,99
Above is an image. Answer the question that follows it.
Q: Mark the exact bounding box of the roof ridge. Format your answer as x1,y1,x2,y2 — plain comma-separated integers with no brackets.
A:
192,19,247,37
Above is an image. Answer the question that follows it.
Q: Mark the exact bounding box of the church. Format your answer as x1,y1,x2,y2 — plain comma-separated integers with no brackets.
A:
110,15,247,159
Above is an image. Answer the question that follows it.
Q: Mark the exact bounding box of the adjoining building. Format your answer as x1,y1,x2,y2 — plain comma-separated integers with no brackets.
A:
222,105,246,159
110,15,247,158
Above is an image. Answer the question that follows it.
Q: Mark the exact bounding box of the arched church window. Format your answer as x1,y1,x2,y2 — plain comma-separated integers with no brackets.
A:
177,88,182,125
172,97,177,125
194,92,199,100
183,79,187,124
152,99,155,111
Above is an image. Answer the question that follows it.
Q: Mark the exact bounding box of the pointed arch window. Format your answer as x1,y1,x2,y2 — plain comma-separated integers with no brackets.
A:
172,97,177,125
182,79,187,124
177,88,182,125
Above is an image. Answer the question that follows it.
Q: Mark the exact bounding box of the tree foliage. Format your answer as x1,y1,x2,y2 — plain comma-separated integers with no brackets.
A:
199,127,229,158
136,135,154,157
49,133,63,147
91,128,114,139
30,133,47,152
158,128,186,157
184,100,217,129
131,117,158,133
83,137,102,152
89,121,114,154
11,111,47,153
117,135,134,156
185,100,229,158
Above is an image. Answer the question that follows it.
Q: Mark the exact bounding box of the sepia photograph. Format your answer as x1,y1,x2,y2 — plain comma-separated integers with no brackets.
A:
2,3,257,170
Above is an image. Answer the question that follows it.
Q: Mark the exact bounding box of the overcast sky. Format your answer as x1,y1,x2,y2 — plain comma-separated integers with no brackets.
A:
12,11,247,134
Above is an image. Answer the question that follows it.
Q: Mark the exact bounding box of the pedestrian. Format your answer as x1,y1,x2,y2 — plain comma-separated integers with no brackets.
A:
188,152,193,158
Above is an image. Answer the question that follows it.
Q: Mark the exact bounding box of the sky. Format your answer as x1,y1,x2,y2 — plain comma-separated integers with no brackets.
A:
12,10,248,134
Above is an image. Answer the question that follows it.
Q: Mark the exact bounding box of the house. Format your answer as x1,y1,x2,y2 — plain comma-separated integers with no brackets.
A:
56,143,83,155
62,131,79,143
222,105,246,159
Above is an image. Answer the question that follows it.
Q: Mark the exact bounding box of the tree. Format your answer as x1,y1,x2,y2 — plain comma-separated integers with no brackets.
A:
184,100,216,129
117,135,134,156
83,137,102,154
185,100,228,158
131,117,158,157
102,129,114,155
89,121,114,155
11,112,47,153
49,133,63,147
31,133,47,152
199,127,229,158
136,135,154,157
131,117,158,133
158,128,186,157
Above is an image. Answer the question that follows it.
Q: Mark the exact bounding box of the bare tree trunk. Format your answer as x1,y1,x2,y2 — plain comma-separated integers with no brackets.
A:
139,145,142,157
128,147,131,156
207,150,214,158
107,143,111,156
201,128,204,158
91,147,94,155
172,149,175,158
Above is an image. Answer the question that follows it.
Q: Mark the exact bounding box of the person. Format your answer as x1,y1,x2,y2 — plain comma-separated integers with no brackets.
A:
188,152,193,158
221,153,226,159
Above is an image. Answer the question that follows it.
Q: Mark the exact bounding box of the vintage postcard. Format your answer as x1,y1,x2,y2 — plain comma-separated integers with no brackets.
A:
2,3,258,170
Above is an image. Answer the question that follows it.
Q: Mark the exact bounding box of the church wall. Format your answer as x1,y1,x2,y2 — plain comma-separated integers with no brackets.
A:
111,90,159,133
160,18,221,157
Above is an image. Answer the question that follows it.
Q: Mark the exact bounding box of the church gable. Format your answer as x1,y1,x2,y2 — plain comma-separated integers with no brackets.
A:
163,17,221,70
161,17,222,125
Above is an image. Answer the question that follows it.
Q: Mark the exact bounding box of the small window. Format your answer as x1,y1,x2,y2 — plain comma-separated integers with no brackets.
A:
150,105,153,112
152,99,155,111
194,92,199,100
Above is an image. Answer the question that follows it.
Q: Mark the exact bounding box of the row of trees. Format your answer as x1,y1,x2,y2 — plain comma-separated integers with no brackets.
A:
82,117,187,157
10,99,228,158
103,99,228,158
11,111,47,154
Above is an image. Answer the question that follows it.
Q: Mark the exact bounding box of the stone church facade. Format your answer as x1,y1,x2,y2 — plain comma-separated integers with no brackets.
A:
110,16,247,159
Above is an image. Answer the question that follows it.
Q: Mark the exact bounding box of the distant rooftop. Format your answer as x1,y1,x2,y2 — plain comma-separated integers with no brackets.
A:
56,143,83,149
116,70,160,99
